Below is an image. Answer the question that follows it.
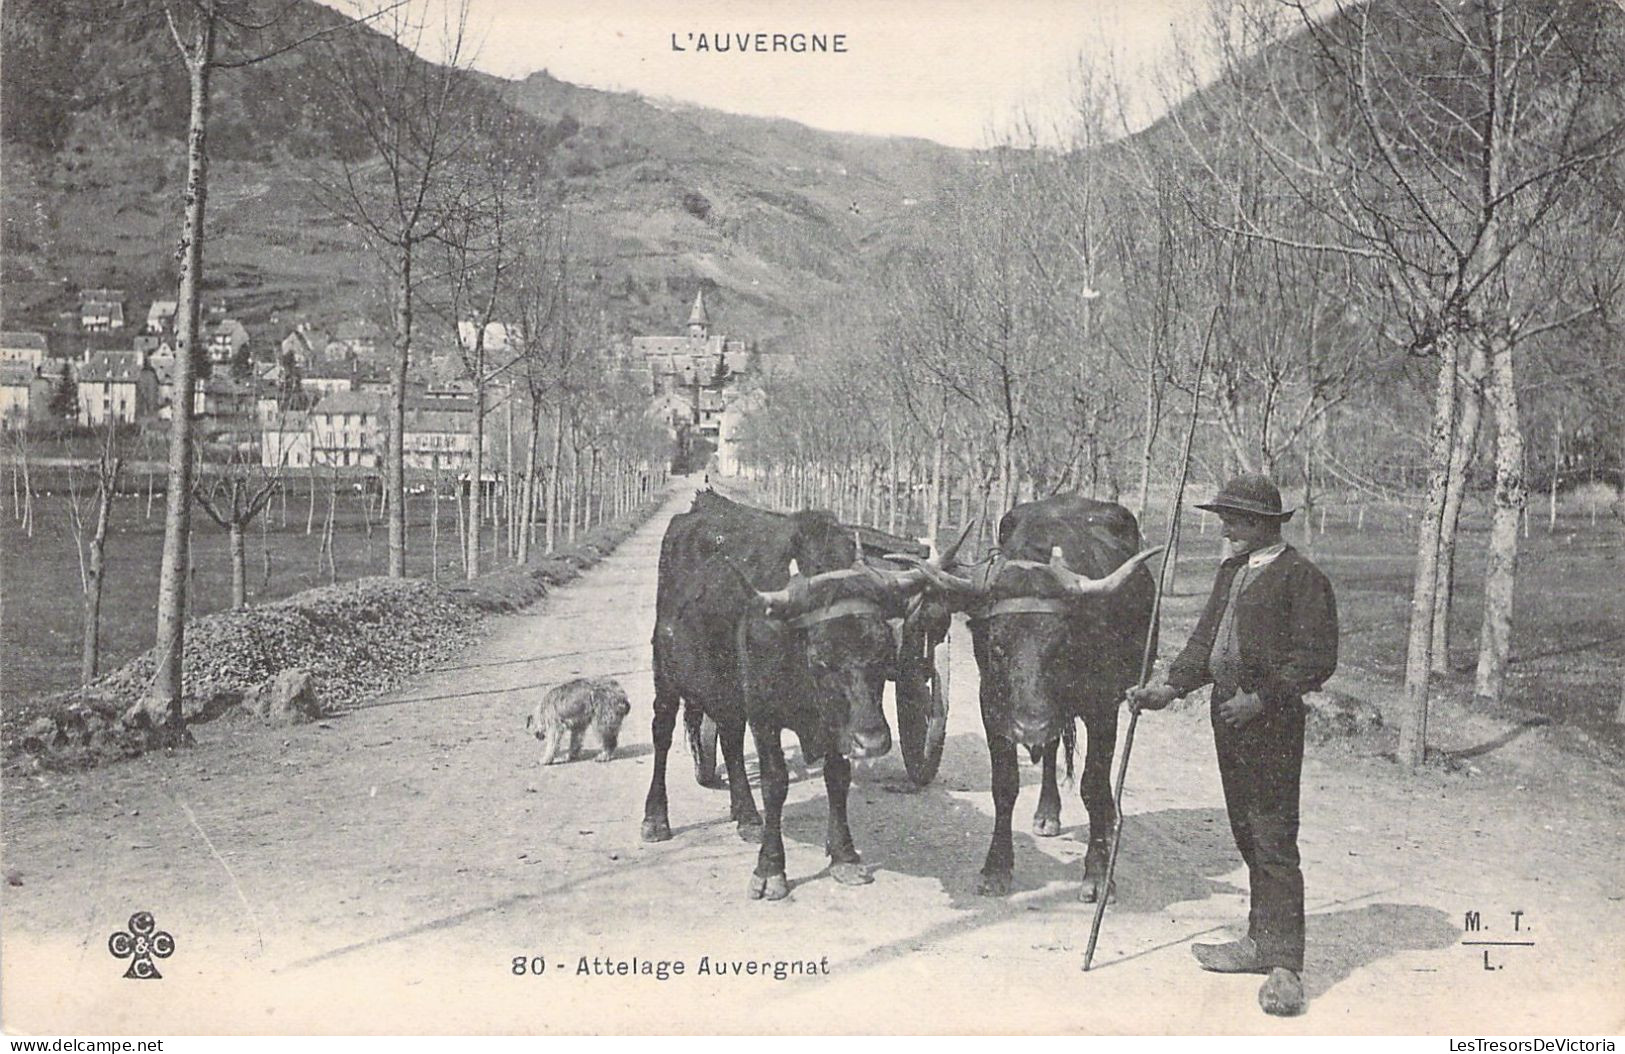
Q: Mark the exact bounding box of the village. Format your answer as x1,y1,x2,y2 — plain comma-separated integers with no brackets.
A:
0,288,760,480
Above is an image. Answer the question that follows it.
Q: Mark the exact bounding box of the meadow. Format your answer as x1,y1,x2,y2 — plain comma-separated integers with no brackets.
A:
1,482,556,702
2,483,1619,752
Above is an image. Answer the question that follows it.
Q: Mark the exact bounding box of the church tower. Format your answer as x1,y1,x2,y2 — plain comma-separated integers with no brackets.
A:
687,289,710,340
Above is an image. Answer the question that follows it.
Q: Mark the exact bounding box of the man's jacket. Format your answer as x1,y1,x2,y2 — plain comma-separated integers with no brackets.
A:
1167,544,1339,707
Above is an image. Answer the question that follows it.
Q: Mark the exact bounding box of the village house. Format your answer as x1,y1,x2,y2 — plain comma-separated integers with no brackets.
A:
330,319,384,360
631,290,754,474
79,289,127,332
300,358,356,398
260,411,312,469
308,390,385,468
145,301,178,335
280,324,331,366
77,350,156,426
1,365,33,428
402,405,477,472
208,318,251,365
0,330,49,368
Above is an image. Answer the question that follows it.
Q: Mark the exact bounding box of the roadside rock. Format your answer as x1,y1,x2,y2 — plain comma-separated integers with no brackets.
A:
1306,689,1385,741
243,668,323,726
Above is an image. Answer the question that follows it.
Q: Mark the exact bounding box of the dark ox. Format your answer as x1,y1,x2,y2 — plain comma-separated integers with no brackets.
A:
643,490,945,900
893,493,1159,900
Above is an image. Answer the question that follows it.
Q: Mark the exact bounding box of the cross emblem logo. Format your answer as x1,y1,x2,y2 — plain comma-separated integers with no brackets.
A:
108,912,175,979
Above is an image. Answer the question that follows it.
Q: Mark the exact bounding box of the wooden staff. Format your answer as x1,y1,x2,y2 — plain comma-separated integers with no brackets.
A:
1083,306,1217,971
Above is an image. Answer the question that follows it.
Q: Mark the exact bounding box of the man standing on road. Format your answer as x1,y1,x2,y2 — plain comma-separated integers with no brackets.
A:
1127,474,1339,1017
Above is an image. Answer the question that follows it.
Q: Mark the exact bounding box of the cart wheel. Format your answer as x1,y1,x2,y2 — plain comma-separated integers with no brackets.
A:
686,708,722,788
897,618,950,785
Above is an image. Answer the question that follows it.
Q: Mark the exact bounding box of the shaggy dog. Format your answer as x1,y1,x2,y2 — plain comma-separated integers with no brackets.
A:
527,677,631,764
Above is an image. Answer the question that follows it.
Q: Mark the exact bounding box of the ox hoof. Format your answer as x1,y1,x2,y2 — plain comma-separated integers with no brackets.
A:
830,862,872,886
977,870,1013,897
1032,814,1062,838
748,872,790,901
735,820,764,843
1079,878,1116,904
640,819,673,843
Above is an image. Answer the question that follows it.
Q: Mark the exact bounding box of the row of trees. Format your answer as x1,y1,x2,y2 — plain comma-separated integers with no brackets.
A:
108,0,668,738
736,0,1625,767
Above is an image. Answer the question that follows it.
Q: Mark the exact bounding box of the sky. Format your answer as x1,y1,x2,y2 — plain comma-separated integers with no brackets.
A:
319,0,1218,148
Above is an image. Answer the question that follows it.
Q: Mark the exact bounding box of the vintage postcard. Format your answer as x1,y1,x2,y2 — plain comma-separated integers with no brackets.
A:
2,0,1622,1040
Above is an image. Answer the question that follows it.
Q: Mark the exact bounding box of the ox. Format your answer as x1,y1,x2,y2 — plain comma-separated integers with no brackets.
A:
893,493,1159,900
644,490,944,900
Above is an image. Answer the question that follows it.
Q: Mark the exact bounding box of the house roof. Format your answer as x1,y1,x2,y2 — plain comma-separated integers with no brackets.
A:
688,289,709,326
263,411,308,432
0,331,48,351
146,301,177,322
82,302,125,323
404,408,470,434
0,364,34,387
311,391,385,416
79,351,148,384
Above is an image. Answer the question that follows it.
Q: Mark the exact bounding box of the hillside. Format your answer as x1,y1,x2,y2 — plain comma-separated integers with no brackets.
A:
0,0,972,352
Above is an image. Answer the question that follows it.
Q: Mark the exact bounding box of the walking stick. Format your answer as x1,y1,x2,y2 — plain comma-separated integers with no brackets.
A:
1083,307,1216,971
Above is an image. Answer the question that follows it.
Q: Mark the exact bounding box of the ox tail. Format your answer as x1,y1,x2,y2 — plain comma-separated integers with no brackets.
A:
1061,719,1077,787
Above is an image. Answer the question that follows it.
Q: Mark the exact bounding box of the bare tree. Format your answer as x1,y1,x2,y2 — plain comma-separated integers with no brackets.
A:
146,0,394,735
192,447,281,609
312,0,481,578
1165,0,1625,767
65,423,124,687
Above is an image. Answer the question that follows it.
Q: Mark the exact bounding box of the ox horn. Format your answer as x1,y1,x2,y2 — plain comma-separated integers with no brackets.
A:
1045,545,1164,596
879,519,988,594
722,556,803,615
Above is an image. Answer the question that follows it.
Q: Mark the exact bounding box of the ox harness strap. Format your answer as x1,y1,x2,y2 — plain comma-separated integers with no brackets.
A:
787,598,887,629
968,596,1075,622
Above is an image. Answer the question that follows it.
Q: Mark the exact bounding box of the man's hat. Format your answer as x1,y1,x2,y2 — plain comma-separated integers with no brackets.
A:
1195,473,1295,520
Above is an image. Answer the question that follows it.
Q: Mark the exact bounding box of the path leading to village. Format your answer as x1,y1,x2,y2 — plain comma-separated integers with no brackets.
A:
3,480,1622,1035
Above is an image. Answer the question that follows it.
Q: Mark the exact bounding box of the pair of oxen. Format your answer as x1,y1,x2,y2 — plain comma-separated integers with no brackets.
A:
643,490,1161,902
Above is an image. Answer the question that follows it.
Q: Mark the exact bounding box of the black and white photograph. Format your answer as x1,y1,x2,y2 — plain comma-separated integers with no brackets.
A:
1,0,1622,1039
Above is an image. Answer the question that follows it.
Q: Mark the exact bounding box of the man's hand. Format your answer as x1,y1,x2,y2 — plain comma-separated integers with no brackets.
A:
1217,692,1265,728
1127,684,1179,714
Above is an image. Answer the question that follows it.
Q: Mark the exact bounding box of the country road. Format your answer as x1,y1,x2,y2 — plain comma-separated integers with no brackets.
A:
3,480,1622,1035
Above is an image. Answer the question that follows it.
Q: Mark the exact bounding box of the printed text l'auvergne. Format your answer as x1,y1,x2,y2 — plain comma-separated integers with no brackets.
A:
671,32,847,54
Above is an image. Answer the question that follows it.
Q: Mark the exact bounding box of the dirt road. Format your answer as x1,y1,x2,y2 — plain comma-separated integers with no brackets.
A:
4,480,1622,1035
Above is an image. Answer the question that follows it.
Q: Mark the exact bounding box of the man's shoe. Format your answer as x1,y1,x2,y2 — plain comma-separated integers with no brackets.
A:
1191,937,1266,974
1258,968,1305,1016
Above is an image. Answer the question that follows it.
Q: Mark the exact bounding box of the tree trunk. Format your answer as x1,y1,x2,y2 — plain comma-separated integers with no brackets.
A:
467,367,485,579
81,474,117,687
229,523,246,608
387,243,412,578
547,408,563,554
1430,336,1489,675
518,402,541,564
1548,419,1561,532
1399,330,1461,770
1474,330,1524,704
147,36,214,732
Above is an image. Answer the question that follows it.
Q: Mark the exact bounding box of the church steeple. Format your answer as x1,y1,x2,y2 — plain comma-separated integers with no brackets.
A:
687,289,710,339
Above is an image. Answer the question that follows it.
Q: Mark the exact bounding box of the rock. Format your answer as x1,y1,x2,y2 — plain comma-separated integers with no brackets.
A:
243,668,323,726
1305,691,1384,741
21,718,58,752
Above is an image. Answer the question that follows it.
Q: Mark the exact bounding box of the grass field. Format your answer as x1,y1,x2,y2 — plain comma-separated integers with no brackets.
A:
1,486,573,702
3,486,1620,751
1141,501,1625,751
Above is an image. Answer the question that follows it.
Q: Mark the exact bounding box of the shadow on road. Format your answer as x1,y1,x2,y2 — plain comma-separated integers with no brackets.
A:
1304,902,1458,1000
776,735,1240,914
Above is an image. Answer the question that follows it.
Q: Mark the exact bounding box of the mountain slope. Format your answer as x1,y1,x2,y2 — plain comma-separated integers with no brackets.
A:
0,1,972,350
